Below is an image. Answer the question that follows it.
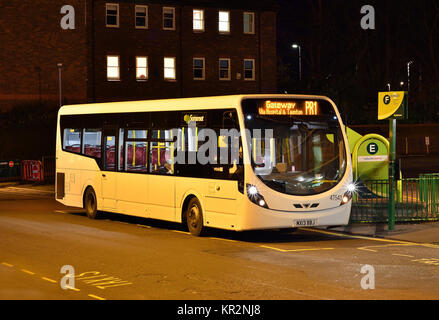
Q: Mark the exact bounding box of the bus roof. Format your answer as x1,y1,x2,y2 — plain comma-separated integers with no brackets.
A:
58,94,332,116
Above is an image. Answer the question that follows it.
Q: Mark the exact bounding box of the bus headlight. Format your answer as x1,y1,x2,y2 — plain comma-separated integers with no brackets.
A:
247,184,269,209
340,183,356,206
340,191,353,206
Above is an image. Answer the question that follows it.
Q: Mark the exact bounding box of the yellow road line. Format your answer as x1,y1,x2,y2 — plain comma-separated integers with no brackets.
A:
136,224,152,229
21,269,35,275
173,230,190,235
357,243,415,253
209,237,238,243
392,253,415,258
260,245,334,253
1,262,13,267
65,286,80,292
88,294,106,300
300,228,416,245
41,277,57,284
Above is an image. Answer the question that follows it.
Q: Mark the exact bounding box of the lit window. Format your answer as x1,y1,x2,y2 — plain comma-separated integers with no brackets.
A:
135,5,148,29
218,11,230,33
193,9,204,31
107,55,120,80
163,7,175,30
106,3,119,27
244,59,255,80
193,58,205,80
63,129,81,153
164,57,176,80
243,12,254,34
136,56,148,80
82,129,102,158
219,58,230,80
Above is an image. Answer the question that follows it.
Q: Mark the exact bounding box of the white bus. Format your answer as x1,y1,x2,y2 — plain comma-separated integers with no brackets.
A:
56,95,353,236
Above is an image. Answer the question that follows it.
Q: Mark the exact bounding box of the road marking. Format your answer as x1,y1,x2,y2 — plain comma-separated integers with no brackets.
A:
136,224,152,229
173,230,190,235
1,262,13,267
8,187,54,194
260,245,335,253
88,294,106,300
357,243,415,253
300,227,415,245
411,258,439,266
41,277,57,284
392,253,415,258
54,210,68,214
65,286,80,292
76,271,132,290
209,237,238,243
21,269,35,275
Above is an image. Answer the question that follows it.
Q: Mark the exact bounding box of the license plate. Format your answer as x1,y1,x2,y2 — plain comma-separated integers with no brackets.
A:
293,219,318,227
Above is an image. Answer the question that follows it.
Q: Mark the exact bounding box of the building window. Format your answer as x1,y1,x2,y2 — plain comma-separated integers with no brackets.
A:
106,3,119,27
107,55,120,80
193,9,204,31
218,11,230,33
219,58,231,80
243,12,255,34
163,7,175,30
164,57,176,80
135,5,148,29
193,58,205,80
244,59,255,80
136,56,148,80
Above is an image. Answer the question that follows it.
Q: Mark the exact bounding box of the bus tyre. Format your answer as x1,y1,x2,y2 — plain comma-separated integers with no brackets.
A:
186,198,205,236
84,188,99,219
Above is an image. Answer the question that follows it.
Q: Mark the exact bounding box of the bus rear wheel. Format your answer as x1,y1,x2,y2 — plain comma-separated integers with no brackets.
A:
186,198,205,236
84,187,99,219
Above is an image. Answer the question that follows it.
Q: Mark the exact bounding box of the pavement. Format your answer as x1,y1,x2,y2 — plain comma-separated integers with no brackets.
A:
1,181,438,244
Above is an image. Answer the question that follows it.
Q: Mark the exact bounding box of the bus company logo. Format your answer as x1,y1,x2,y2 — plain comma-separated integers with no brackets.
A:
184,114,205,124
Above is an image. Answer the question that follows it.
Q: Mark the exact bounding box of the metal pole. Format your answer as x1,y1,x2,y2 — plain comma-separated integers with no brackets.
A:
57,63,63,107
407,61,413,93
388,118,396,230
298,45,302,81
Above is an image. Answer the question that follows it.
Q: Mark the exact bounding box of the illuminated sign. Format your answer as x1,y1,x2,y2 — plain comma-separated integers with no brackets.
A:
378,91,408,120
258,100,319,116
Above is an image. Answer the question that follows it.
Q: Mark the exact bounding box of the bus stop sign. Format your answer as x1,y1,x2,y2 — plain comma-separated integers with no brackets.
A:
378,91,408,120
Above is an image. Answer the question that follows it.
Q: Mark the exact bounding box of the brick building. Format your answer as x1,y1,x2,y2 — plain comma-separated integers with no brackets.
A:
0,0,278,111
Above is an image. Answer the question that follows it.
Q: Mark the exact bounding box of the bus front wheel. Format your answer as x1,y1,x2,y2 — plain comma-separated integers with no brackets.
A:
84,187,99,219
186,198,205,236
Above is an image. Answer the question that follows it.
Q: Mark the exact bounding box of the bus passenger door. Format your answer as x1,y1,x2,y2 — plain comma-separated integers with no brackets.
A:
101,129,117,209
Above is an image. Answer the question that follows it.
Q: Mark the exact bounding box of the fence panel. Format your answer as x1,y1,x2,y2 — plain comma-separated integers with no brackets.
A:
351,178,439,223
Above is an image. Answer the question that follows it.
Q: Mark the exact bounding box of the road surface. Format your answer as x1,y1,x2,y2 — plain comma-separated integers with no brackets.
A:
1,186,439,300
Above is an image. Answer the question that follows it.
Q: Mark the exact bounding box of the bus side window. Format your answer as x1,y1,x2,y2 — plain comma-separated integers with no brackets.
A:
63,128,81,154
150,129,174,175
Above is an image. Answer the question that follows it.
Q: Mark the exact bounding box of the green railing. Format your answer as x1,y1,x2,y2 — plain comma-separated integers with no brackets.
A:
350,176,439,223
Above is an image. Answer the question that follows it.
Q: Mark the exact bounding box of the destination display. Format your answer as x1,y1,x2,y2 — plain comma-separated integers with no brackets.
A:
258,100,319,116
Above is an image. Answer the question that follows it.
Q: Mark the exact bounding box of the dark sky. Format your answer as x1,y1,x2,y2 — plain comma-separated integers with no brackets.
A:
275,0,439,123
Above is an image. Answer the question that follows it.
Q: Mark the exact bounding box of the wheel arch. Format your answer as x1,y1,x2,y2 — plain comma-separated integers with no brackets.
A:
179,190,204,224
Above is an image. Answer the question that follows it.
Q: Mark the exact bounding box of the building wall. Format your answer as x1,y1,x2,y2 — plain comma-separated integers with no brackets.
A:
0,0,277,111
92,0,277,102
0,0,89,111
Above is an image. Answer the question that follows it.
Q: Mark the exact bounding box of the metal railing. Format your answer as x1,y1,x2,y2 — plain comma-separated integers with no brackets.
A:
350,176,439,223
